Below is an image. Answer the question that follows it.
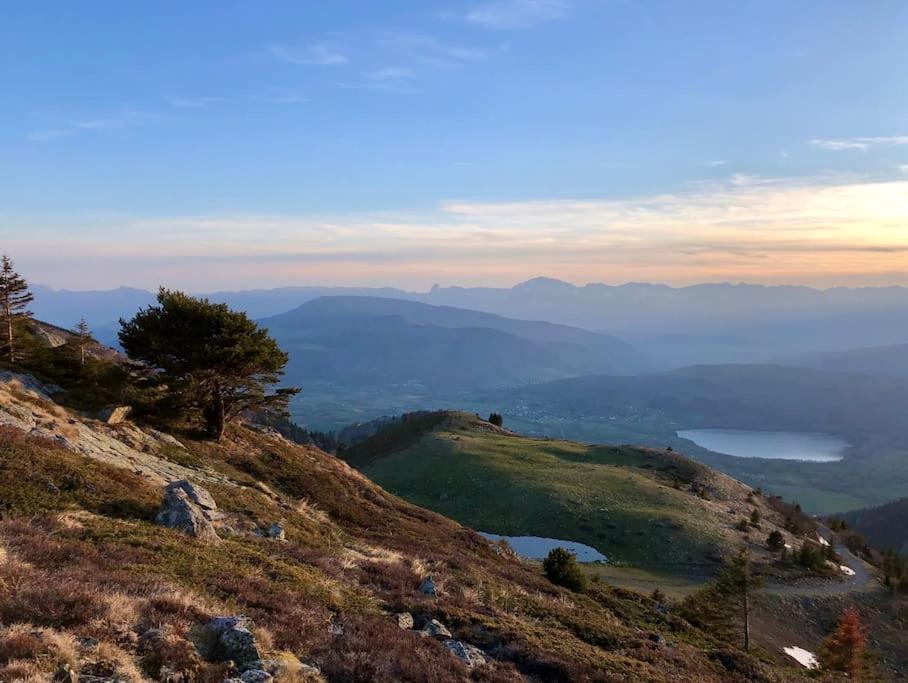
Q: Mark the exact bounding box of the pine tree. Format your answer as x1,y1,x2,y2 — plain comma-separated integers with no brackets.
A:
820,607,867,676
119,289,299,440
0,254,35,363
74,317,91,367
680,548,763,650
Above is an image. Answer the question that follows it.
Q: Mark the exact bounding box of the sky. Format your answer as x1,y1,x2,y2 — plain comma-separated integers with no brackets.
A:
1,0,907,291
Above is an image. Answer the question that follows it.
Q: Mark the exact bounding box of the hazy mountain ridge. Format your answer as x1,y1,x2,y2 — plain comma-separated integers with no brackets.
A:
262,296,647,391
32,279,908,366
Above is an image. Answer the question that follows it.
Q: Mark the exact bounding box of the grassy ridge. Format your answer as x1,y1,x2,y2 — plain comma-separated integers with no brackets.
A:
349,413,742,576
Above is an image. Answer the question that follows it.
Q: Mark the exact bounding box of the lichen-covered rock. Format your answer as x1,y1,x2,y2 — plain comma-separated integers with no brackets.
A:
207,616,262,665
443,640,488,668
156,487,220,543
165,479,218,512
420,619,452,639
394,612,414,630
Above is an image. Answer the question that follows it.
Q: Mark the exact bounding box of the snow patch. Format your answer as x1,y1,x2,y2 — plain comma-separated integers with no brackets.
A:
784,646,819,669
840,564,856,576
816,535,830,547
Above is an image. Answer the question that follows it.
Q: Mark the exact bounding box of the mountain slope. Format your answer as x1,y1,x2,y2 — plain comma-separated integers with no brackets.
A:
262,296,646,390
0,372,812,682
340,411,818,578
840,498,908,556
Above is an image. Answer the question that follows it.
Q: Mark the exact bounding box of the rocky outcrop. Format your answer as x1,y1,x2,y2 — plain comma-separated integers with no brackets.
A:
442,640,488,668
206,616,262,666
166,479,218,513
420,619,451,639
156,485,220,543
0,372,228,487
97,405,132,425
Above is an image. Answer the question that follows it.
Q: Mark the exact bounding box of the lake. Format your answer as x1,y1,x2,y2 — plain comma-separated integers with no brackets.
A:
479,532,607,562
677,428,848,462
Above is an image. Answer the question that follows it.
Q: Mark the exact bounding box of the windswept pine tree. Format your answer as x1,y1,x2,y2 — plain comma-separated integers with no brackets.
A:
119,289,299,440
0,254,34,363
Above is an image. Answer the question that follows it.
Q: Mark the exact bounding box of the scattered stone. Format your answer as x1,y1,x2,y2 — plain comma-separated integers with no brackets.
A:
328,620,344,636
98,405,132,425
77,635,100,650
419,576,437,596
393,612,414,630
266,522,286,541
165,479,218,512
54,664,78,683
159,665,189,683
239,671,273,683
243,652,317,679
420,619,452,639
206,616,262,665
156,486,220,543
442,640,488,667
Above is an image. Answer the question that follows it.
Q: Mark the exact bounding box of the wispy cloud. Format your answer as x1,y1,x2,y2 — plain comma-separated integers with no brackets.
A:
27,108,156,142
704,160,727,167
250,89,310,105
12,176,908,289
810,136,908,152
378,32,506,67
363,66,417,92
267,41,348,65
168,96,226,109
466,0,568,30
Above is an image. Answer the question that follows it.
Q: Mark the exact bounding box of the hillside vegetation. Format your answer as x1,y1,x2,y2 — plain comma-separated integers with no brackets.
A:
341,411,818,578
0,373,814,682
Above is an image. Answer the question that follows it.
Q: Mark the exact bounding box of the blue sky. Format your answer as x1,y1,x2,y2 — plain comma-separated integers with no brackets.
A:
2,1,907,290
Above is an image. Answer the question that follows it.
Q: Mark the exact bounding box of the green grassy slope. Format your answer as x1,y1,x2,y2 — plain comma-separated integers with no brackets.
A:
345,412,794,577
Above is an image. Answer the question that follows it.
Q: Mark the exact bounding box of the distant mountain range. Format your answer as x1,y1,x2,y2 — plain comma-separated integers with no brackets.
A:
262,296,647,391
32,278,908,367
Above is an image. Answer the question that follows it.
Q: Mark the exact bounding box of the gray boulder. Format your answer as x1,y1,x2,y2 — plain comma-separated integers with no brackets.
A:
420,619,452,639
266,522,286,541
443,640,488,668
207,616,262,665
165,479,218,512
393,612,414,630
419,576,437,596
156,487,220,543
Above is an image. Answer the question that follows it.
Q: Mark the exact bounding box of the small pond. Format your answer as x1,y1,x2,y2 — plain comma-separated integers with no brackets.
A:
677,428,849,462
479,532,607,562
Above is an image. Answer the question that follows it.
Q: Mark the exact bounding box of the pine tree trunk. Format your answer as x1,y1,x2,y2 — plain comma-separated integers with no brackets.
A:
206,389,226,441
743,582,750,651
5,303,13,363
